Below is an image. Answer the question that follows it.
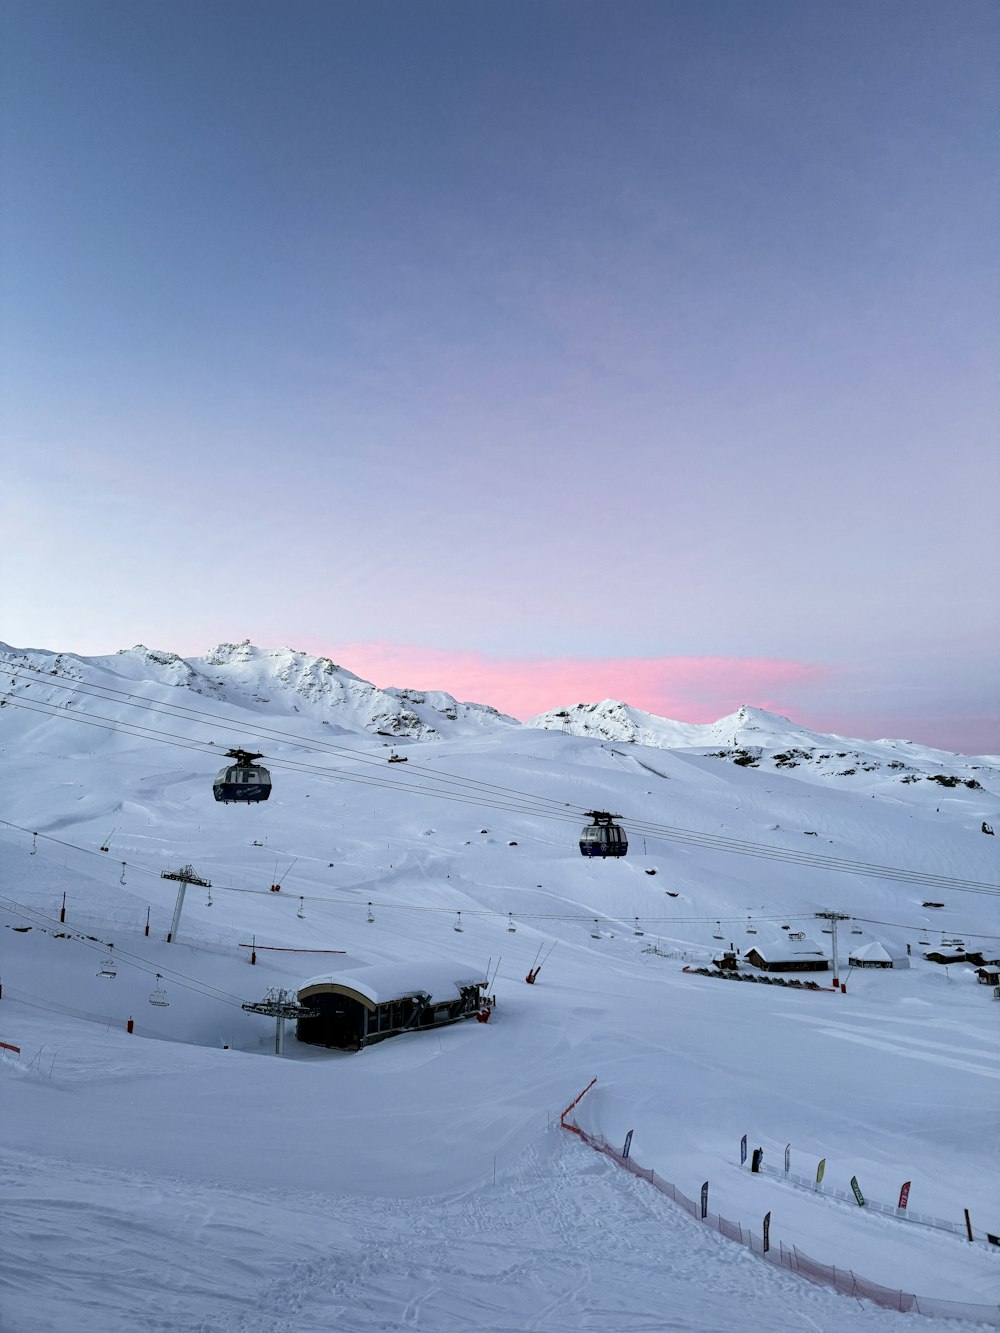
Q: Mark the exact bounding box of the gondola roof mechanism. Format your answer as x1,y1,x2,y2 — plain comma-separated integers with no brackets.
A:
213,749,272,804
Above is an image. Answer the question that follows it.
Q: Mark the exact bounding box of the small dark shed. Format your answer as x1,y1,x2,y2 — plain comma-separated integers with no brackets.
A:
297,963,486,1051
713,950,739,971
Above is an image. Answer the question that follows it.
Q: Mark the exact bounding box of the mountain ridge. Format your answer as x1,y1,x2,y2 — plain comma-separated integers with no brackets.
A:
2,639,996,772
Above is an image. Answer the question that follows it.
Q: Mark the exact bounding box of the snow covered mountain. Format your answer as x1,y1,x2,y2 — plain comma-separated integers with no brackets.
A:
526,699,997,788
3,639,1000,1332
4,639,995,783
0,639,520,741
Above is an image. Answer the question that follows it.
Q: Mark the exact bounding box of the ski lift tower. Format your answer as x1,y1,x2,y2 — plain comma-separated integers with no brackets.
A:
815,910,850,988
242,987,319,1056
161,864,212,944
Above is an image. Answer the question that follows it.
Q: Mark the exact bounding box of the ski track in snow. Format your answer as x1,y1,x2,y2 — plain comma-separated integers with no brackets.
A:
1,1139,962,1333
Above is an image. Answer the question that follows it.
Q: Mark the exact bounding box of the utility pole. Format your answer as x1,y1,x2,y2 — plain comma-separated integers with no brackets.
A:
161,864,211,944
815,911,850,988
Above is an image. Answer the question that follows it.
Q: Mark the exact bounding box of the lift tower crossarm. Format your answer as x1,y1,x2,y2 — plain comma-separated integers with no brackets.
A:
242,988,319,1055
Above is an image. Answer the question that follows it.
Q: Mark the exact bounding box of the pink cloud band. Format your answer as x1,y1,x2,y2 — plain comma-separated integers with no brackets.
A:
299,639,831,724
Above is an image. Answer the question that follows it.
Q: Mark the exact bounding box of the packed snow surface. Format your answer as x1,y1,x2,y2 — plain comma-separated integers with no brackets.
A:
2,641,999,1332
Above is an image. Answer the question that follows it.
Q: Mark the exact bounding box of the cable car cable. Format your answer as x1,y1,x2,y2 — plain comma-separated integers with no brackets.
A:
5,674,999,898
5,666,577,815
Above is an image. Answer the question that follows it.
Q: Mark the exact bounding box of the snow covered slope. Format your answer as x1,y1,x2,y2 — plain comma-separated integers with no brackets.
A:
0,639,520,740
2,641,1000,1332
527,699,998,791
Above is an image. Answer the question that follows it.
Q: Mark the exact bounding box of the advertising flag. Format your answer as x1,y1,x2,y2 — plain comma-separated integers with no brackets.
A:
898,1181,911,1210
622,1130,633,1160
740,1134,747,1166
816,1158,826,1185
784,1144,790,1175
850,1175,866,1206
700,1181,709,1219
763,1210,771,1253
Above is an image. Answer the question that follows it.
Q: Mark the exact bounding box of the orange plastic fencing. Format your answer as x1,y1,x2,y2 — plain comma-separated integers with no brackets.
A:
562,1116,1000,1326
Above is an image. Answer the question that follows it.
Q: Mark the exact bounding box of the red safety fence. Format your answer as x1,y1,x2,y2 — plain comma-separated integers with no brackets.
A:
560,1095,1000,1326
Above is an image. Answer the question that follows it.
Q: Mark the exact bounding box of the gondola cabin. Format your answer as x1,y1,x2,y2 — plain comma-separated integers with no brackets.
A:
579,811,628,858
213,749,272,803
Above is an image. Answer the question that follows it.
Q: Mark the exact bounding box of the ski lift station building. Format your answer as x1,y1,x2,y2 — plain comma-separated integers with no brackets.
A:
743,929,830,973
296,963,487,1051
848,939,910,969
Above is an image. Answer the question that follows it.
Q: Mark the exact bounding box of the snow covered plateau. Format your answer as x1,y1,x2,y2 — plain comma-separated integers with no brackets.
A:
1,641,999,1333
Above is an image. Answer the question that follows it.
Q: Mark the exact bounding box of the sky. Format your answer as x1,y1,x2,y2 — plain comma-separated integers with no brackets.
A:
2,0,997,752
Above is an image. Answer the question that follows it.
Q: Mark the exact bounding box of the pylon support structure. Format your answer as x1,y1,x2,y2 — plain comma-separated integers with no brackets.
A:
815,910,851,988
242,988,319,1055
161,865,212,944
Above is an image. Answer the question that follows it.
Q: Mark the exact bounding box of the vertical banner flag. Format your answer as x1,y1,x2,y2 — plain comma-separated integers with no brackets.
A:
763,1210,771,1254
622,1130,633,1160
898,1181,911,1210
740,1134,747,1166
850,1175,866,1206
816,1158,826,1186
700,1182,709,1219
784,1144,790,1175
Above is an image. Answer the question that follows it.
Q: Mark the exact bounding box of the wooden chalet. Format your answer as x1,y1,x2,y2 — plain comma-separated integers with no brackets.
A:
744,930,829,973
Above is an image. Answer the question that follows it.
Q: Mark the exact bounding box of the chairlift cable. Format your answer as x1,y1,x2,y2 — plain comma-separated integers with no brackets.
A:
0,897,249,1006
3,820,999,944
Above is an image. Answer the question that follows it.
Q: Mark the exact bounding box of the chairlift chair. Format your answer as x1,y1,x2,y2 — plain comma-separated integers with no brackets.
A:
507,913,516,933
454,911,464,933
367,902,375,925
633,917,644,937
591,918,602,939
149,974,169,1007
97,945,116,979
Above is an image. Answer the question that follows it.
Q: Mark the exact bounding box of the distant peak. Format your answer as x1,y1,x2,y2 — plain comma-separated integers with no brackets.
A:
203,640,256,665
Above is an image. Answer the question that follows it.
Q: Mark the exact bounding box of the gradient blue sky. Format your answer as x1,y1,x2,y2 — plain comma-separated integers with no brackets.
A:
3,1,997,750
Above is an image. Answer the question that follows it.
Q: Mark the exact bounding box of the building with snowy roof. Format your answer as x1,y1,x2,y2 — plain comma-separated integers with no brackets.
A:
296,962,487,1051
743,929,829,973
848,940,910,969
